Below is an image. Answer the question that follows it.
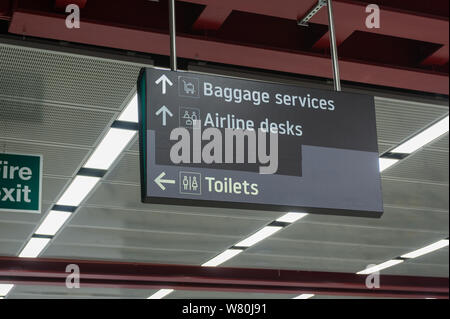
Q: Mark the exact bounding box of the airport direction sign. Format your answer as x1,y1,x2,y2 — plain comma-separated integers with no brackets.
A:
0,153,42,213
138,68,383,217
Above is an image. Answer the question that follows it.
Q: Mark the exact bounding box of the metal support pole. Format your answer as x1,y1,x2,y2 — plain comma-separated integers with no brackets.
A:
326,0,341,91
169,0,177,71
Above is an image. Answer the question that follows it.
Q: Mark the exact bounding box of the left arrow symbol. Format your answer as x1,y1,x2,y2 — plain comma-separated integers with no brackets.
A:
155,105,173,126
154,172,176,190
155,74,173,94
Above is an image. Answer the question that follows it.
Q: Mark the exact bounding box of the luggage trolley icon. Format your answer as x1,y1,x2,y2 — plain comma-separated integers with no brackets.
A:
178,76,199,98
183,80,195,95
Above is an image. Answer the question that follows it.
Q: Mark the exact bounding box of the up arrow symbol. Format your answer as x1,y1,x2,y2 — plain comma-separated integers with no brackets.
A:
155,105,173,126
155,74,173,94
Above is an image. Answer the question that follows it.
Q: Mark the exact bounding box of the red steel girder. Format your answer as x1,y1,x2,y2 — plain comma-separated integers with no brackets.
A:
183,0,449,66
0,0,13,20
308,0,449,65
54,0,87,10
0,256,448,298
192,5,232,31
7,10,449,94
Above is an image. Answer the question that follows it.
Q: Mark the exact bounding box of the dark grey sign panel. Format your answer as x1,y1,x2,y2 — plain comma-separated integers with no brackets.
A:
138,68,383,217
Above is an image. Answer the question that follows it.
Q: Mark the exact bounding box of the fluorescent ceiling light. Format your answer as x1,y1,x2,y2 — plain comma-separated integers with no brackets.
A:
84,128,136,170
18,237,51,258
35,210,72,236
147,289,174,299
202,249,243,267
0,284,14,296
357,259,403,275
293,294,315,299
401,239,449,259
235,226,283,248
57,175,100,207
391,116,449,154
118,93,138,123
379,158,399,172
276,212,308,223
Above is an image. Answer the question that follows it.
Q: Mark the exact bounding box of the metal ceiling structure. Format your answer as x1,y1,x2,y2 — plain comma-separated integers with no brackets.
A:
0,0,449,299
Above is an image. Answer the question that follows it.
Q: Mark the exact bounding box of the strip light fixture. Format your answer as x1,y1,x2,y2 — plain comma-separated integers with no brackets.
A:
276,212,308,223
391,116,449,154
18,237,52,258
0,284,14,297
356,259,404,275
118,93,138,123
16,92,139,264
401,239,449,259
202,249,244,267
357,238,449,275
35,210,72,236
235,226,283,248
378,158,399,172
293,294,315,299
147,289,174,299
57,175,101,207
83,128,136,170
378,114,449,173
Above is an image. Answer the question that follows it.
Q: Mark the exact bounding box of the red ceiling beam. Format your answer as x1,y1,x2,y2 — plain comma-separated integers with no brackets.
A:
308,0,449,65
54,0,88,10
192,5,232,31
191,0,232,31
0,256,448,298
7,10,448,94
421,45,449,67
183,0,449,66
0,0,13,21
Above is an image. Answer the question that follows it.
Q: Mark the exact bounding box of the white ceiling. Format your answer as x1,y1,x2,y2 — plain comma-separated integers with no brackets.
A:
0,41,448,299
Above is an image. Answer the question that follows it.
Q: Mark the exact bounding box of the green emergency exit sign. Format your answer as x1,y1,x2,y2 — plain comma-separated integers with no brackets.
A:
0,153,42,213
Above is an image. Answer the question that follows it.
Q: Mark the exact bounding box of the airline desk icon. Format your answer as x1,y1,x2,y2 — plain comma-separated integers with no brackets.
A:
154,172,176,190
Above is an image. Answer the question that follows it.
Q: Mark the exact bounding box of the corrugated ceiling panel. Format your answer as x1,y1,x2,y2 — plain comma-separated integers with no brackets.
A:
68,207,270,237
0,139,89,178
8,285,150,299
104,153,139,184
384,149,449,183
50,227,239,253
272,221,448,249
85,182,281,220
382,261,449,277
0,44,141,110
428,133,449,152
43,244,215,265
42,176,70,203
381,178,449,211
374,97,448,145
0,98,115,147
304,206,449,233
226,253,372,273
